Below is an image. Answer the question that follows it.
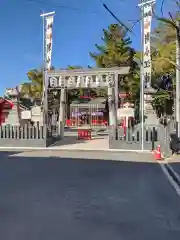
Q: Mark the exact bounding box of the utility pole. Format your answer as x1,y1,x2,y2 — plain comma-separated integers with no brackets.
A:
176,20,180,137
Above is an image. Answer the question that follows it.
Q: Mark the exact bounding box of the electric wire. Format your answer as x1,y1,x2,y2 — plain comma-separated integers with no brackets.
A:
26,0,98,14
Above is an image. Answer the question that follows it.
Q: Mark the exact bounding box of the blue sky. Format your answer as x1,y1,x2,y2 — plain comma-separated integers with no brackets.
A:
0,0,175,95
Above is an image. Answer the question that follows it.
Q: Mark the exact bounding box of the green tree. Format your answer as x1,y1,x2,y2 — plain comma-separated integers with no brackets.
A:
20,69,43,100
151,17,176,74
90,24,134,67
89,23,140,115
150,10,179,118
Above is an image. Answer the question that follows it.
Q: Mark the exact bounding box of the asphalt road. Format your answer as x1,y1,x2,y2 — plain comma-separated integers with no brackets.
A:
170,163,180,176
0,152,180,240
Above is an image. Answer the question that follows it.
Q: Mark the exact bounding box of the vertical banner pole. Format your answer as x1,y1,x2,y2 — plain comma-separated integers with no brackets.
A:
140,8,145,151
115,73,119,129
138,0,155,151
176,20,180,137
43,14,47,127
40,11,55,129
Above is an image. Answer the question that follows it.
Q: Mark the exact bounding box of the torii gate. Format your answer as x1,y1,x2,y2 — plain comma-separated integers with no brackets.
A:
46,66,130,139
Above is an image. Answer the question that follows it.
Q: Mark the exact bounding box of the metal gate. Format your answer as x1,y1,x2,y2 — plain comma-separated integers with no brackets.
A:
65,104,108,130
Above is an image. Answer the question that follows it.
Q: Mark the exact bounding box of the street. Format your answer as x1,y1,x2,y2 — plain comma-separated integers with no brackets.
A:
0,151,180,240
170,163,180,177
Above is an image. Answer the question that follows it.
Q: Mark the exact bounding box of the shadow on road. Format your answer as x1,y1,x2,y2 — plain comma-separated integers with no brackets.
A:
0,151,21,158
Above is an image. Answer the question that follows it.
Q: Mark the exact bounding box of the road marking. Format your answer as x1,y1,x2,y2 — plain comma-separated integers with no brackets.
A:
159,163,180,197
166,163,180,183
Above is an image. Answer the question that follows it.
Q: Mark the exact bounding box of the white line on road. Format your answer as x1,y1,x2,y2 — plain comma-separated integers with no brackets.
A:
167,163,180,183
159,163,180,198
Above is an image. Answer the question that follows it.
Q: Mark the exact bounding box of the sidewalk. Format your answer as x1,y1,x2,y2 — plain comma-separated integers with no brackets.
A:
0,136,150,153
9,148,155,163
165,155,180,163
51,136,109,150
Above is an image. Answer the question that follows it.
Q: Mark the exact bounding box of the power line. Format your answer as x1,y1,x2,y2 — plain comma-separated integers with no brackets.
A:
27,0,141,32
27,0,141,33
26,0,98,14
99,0,142,34
99,0,134,34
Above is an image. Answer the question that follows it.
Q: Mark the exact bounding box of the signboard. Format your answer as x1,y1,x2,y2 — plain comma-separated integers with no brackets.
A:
21,110,31,119
48,74,115,89
47,67,130,89
72,111,103,117
117,108,134,118
122,102,134,108
31,106,41,116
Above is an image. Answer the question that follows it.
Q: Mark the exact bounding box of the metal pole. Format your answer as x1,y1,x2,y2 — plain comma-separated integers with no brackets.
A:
176,20,180,137
115,73,119,127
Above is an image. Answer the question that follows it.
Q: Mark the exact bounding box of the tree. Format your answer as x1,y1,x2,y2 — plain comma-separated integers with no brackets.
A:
20,66,56,100
90,24,135,68
150,9,179,118
89,23,140,113
151,18,176,74
152,1,180,69
20,69,43,101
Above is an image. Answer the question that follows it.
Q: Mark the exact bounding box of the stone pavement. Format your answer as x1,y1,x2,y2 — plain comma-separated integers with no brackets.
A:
51,136,109,150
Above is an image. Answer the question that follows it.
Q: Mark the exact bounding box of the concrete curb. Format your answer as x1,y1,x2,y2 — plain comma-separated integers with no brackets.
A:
0,146,152,153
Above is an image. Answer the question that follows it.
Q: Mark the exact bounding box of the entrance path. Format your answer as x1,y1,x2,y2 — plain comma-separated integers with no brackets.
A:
51,136,109,150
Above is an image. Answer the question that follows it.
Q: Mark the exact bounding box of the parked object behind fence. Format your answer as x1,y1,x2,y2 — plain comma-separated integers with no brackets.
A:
170,133,180,155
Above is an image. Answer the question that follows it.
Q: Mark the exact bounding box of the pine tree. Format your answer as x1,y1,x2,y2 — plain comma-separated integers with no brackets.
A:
89,24,140,102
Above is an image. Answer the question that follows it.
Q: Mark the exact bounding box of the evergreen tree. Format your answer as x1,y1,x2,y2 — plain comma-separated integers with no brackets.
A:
89,24,140,105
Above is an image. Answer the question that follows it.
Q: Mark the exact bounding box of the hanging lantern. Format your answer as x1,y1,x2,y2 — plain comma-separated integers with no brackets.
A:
76,76,82,88
85,76,91,88
95,75,100,87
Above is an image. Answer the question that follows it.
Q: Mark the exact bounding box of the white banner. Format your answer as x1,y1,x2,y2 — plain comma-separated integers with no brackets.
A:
143,3,153,88
45,15,54,70
41,14,54,108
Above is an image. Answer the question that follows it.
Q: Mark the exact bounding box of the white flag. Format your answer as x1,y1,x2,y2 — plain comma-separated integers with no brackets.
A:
143,3,153,88
45,15,54,70
41,14,54,107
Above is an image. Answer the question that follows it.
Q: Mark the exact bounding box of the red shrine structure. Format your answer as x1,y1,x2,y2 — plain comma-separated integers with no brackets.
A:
0,98,14,125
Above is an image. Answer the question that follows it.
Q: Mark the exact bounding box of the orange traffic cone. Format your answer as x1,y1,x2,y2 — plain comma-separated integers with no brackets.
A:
155,145,163,160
